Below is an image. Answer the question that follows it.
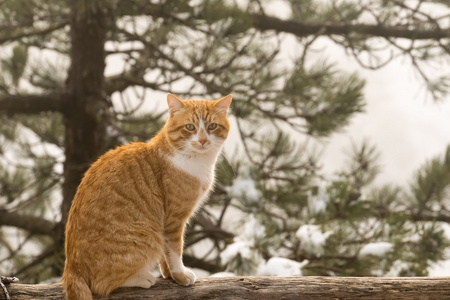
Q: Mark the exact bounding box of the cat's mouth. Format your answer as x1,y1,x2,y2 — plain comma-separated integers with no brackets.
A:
190,142,212,153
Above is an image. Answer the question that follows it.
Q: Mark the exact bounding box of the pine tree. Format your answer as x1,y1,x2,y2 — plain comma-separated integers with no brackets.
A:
0,0,449,282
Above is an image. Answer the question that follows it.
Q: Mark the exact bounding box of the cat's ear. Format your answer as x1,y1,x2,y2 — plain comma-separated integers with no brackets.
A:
167,94,184,117
214,94,232,114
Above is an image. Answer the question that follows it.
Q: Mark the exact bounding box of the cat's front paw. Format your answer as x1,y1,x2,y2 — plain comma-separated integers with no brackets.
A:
171,267,196,286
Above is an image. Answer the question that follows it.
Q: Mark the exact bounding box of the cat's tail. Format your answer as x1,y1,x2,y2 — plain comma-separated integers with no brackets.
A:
63,270,93,300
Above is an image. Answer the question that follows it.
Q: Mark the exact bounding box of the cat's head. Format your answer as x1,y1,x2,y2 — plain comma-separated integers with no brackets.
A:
165,94,232,155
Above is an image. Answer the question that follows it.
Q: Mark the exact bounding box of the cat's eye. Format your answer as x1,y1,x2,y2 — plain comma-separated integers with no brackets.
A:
208,123,218,130
185,124,195,131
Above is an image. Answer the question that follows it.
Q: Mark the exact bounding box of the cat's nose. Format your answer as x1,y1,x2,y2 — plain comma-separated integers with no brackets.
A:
199,138,207,145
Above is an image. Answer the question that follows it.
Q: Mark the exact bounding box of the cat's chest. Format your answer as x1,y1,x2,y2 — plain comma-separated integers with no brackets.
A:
167,153,216,188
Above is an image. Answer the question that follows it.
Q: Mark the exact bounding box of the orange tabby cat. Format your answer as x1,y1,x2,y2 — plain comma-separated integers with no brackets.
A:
62,94,232,300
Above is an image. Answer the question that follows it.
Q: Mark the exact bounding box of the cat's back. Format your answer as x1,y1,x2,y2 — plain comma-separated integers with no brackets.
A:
82,142,161,183
88,142,154,172
72,142,166,212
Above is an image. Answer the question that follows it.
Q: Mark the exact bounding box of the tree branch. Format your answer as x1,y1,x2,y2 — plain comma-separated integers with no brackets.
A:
0,22,68,45
0,94,64,116
412,211,450,223
183,255,222,274
114,1,450,41
105,73,159,95
0,209,55,236
1,277,450,299
13,244,59,277
375,207,450,224
252,14,450,40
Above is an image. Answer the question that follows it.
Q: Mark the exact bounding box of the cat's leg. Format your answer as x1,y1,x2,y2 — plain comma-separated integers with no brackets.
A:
164,226,196,286
159,259,171,279
121,263,157,288
165,246,196,286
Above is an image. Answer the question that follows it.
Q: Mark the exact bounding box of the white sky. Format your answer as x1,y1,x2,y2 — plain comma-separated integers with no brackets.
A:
322,52,450,188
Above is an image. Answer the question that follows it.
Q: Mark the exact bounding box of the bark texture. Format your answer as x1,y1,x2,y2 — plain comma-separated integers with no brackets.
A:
1,276,449,300
62,1,111,225
0,94,63,115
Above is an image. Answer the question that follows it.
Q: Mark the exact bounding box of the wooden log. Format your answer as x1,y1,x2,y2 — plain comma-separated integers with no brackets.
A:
1,276,449,300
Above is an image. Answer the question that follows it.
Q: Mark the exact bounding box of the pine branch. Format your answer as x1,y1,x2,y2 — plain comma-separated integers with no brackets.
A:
0,22,68,45
410,211,450,223
375,207,450,223
115,1,450,41
0,94,64,116
105,73,159,95
0,209,55,236
251,14,450,40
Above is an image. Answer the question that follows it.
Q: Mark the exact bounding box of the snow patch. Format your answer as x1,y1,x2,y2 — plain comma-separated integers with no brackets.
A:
296,225,332,256
243,214,265,240
359,242,393,257
257,257,308,276
220,214,266,274
226,169,260,203
220,215,265,264
220,240,253,264
175,12,190,20
308,183,329,215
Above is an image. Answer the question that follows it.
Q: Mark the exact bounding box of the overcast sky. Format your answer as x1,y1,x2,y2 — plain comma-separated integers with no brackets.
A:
321,50,450,188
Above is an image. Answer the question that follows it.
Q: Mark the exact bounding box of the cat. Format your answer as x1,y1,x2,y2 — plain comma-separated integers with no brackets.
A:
62,94,232,300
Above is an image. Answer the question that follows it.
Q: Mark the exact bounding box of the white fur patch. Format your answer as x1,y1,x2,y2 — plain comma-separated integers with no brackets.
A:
191,118,209,144
168,146,220,216
121,263,157,288
168,146,221,184
168,249,184,273
167,249,196,285
199,118,206,131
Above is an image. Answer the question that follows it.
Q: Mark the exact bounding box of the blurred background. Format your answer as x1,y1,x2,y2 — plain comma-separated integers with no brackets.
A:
1,0,450,283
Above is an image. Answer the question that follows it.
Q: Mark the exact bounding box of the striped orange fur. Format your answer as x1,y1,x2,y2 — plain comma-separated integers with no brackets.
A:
62,94,232,300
